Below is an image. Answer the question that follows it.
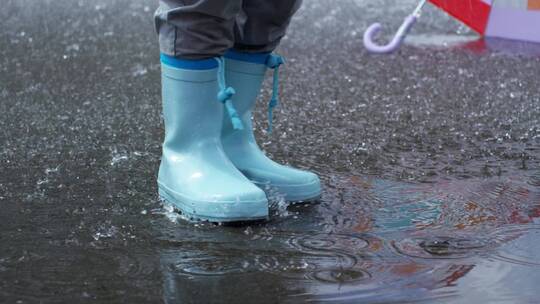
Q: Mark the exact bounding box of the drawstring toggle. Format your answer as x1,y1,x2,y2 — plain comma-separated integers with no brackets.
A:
265,54,284,134
216,57,244,130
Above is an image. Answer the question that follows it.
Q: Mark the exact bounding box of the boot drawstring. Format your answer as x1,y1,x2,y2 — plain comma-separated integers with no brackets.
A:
216,57,244,130
265,54,284,134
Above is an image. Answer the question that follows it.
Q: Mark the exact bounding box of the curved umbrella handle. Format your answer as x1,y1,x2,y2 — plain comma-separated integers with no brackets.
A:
363,15,418,54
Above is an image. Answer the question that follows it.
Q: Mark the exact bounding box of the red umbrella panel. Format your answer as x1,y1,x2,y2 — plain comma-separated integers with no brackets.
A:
429,0,540,43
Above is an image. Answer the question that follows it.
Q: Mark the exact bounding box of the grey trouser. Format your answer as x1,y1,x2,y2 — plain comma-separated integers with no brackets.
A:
155,0,302,59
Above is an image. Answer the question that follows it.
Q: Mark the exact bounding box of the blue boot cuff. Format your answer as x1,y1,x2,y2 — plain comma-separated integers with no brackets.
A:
160,54,218,70
224,49,270,65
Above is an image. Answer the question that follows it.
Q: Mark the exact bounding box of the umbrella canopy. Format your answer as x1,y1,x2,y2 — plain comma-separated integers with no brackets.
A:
429,0,540,43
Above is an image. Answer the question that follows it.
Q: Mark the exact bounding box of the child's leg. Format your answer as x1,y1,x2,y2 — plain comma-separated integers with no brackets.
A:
154,0,242,59
233,0,303,53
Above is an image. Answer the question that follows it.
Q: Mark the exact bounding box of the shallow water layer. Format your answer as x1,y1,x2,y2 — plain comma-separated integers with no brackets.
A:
1,0,539,303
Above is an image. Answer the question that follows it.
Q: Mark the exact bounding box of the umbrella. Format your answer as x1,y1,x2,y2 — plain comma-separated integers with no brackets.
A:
364,0,540,54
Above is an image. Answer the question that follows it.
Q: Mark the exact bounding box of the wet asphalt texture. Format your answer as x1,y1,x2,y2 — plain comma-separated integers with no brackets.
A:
1,0,539,303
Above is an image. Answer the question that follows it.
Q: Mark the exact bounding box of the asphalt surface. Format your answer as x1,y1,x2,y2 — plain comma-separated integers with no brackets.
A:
1,0,539,303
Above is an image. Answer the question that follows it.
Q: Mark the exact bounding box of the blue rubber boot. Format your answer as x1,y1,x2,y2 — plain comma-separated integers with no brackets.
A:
221,50,321,202
157,54,268,222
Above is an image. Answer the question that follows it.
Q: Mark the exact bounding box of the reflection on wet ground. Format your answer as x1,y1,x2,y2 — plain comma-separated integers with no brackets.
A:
1,0,539,303
158,176,540,303
407,35,540,58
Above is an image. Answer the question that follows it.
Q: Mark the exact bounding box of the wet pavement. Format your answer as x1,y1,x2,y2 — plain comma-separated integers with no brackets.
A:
1,0,539,303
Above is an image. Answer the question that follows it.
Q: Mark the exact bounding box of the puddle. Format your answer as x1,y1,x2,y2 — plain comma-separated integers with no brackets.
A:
1,0,539,303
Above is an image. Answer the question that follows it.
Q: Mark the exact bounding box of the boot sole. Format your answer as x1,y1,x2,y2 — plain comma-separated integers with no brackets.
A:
251,180,322,204
158,184,268,223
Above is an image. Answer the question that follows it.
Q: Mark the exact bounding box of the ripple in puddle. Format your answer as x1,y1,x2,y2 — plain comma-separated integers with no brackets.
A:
167,232,374,284
288,232,370,253
169,250,371,283
306,268,371,284
489,224,540,267
392,235,490,259
170,250,256,276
